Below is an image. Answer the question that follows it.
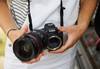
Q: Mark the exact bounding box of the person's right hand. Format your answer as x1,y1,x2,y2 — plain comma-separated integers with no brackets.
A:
8,24,29,43
8,24,45,64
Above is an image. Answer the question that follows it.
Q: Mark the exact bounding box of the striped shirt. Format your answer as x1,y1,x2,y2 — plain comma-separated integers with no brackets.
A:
10,0,28,28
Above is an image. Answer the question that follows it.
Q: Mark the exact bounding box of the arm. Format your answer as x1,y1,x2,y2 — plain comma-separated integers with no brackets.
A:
0,0,18,42
77,0,97,34
0,0,18,34
51,0,97,53
0,0,43,63
0,0,28,42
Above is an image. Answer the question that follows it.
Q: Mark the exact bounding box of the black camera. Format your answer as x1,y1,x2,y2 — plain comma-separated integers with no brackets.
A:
13,23,63,62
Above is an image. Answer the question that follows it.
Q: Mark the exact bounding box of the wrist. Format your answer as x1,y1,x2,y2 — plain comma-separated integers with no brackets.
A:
75,24,87,36
7,28,17,37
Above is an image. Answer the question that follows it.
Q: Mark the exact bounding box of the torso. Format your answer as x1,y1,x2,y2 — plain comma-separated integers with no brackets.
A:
5,0,80,69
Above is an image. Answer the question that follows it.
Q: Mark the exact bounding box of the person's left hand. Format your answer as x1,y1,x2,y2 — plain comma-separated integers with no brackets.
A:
50,25,85,53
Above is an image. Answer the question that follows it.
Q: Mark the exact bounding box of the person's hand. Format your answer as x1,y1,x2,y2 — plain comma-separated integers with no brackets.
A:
23,51,45,64
8,24,45,64
8,24,29,43
50,25,84,53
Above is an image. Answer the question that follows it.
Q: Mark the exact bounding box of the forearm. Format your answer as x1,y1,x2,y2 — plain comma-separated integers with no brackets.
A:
0,1,18,35
77,0,97,33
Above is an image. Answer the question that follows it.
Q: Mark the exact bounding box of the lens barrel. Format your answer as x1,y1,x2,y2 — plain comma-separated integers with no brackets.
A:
13,32,45,62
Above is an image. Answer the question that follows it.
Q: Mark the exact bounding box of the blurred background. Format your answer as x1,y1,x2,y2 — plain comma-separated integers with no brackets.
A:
0,28,6,69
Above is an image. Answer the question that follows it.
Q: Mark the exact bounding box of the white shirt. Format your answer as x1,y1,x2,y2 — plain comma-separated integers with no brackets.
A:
4,0,80,69
30,0,79,29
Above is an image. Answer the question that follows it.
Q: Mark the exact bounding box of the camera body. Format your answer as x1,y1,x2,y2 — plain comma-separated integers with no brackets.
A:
13,23,63,62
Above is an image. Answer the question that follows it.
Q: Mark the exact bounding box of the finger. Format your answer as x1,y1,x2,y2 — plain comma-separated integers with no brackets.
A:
59,26,67,32
22,58,37,64
26,54,43,64
21,24,29,33
59,26,71,33
59,25,76,33
35,52,44,61
23,52,45,64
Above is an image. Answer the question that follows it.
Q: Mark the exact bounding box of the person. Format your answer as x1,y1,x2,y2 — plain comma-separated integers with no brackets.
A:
0,0,97,69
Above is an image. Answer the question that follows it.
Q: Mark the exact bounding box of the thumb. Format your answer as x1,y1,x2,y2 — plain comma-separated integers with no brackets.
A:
59,26,75,33
21,24,29,33
59,26,67,32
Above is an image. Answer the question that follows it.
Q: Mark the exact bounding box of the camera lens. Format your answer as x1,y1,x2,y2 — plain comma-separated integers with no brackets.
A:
47,36,62,50
19,42,33,58
13,31,47,62
13,37,38,62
